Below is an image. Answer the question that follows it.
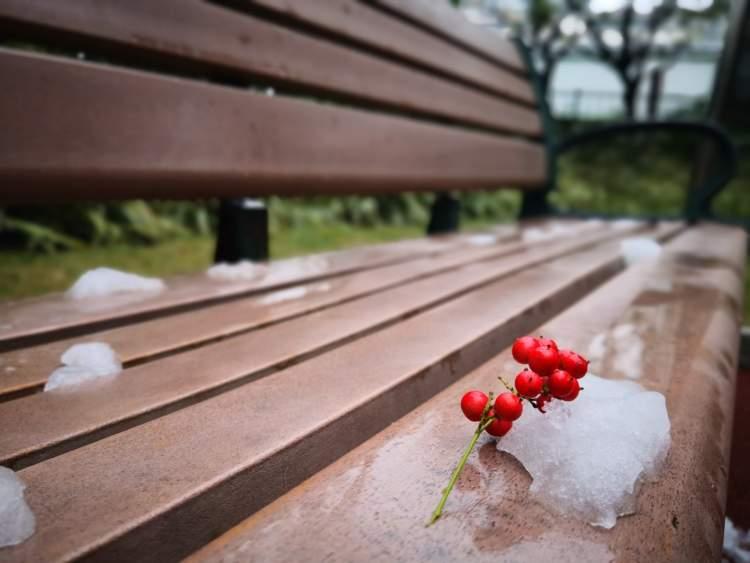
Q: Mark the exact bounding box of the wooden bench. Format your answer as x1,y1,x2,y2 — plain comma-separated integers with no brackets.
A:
0,1,744,561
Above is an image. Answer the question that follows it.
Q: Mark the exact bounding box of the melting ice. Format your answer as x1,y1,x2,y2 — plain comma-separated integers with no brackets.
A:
66,267,165,299
620,238,662,266
44,342,122,392
0,467,35,547
497,374,670,528
207,260,266,282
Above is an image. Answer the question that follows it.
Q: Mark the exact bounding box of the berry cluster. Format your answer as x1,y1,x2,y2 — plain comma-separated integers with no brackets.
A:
429,335,589,525
459,336,588,439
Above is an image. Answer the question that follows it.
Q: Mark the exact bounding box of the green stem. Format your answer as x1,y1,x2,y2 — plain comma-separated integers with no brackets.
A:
427,419,493,526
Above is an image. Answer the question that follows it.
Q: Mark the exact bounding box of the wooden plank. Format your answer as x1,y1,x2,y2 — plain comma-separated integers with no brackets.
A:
369,0,524,71
188,224,746,563
0,0,541,136
1,225,675,562
0,221,608,399
0,49,546,204
243,0,532,102
0,224,523,351
0,222,649,470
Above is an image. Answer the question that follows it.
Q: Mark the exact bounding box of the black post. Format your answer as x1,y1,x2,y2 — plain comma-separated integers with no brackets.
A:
427,193,461,235
214,198,269,263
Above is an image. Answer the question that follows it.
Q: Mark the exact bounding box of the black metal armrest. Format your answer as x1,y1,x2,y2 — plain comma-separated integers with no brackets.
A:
552,120,738,222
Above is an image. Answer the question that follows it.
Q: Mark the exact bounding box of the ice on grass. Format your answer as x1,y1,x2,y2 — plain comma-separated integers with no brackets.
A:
66,267,165,300
497,374,670,529
0,467,35,547
620,238,662,266
44,342,122,392
207,261,266,282
724,517,750,563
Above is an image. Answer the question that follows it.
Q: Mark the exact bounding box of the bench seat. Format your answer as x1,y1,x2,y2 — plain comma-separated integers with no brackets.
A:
0,218,698,562
188,223,746,563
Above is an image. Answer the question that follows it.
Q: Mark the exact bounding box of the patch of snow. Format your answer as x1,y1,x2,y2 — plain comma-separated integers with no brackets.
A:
207,261,266,282
620,238,662,266
4,366,16,373
0,467,35,547
521,223,576,243
611,218,642,230
258,282,331,306
497,374,670,529
724,517,750,563
467,234,497,247
44,342,122,392
66,267,165,300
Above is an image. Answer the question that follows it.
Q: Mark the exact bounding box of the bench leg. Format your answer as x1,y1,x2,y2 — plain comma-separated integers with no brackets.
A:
519,190,552,218
427,193,461,235
214,198,269,263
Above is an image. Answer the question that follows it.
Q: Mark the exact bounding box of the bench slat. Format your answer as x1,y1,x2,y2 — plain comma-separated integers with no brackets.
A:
369,0,524,72
0,0,540,136
3,222,610,398
1,224,676,562
0,226,523,351
243,0,531,102
0,49,546,204
188,223,745,563
0,221,654,468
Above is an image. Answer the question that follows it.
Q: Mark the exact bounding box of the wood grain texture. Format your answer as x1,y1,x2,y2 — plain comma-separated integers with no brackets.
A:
0,49,546,204
0,221,648,469
2,231,648,562
189,224,746,563
0,0,540,135
244,0,534,103
368,0,525,71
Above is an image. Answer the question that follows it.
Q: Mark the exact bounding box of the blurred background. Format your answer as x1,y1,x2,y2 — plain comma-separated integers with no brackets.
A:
1,0,747,308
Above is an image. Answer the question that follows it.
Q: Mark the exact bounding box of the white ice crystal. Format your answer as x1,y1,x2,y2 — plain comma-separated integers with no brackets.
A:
620,238,662,266
44,342,122,392
724,518,750,563
467,234,497,247
207,261,266,282
0,467,35,547
66,267,165,300
497,374,670,528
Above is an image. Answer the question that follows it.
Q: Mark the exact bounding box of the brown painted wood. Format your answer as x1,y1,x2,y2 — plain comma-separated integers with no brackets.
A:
0,221,658,470
244,0,532,102
189,223,746,563
369,0,524,72
0,224,656,467
1,221,611,399
0,49,546,204
1,230,650,562
0,226,524,352
0,0,540,136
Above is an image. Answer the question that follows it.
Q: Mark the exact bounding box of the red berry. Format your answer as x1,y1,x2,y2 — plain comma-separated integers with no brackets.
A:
486,417,512,437
536,337,558,351
494,392,523,421
528,345,559,376
461,390,489,421
514,369,543,398
548,369,575,399
561,378,580,401
511,336,539,364
559,349,589,379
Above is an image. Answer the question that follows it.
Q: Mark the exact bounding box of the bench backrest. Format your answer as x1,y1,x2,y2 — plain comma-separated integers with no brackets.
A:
0,0,546,203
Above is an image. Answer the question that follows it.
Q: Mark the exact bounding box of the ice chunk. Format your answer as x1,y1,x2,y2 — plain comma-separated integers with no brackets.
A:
207,260,266,282
620,237,662,266
521,222,576,243
467,234,497,247
0,467,35,547
724,517,750,563
66,267,165,300
497,374,670,528
611,218,642,230
44,342,122,392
